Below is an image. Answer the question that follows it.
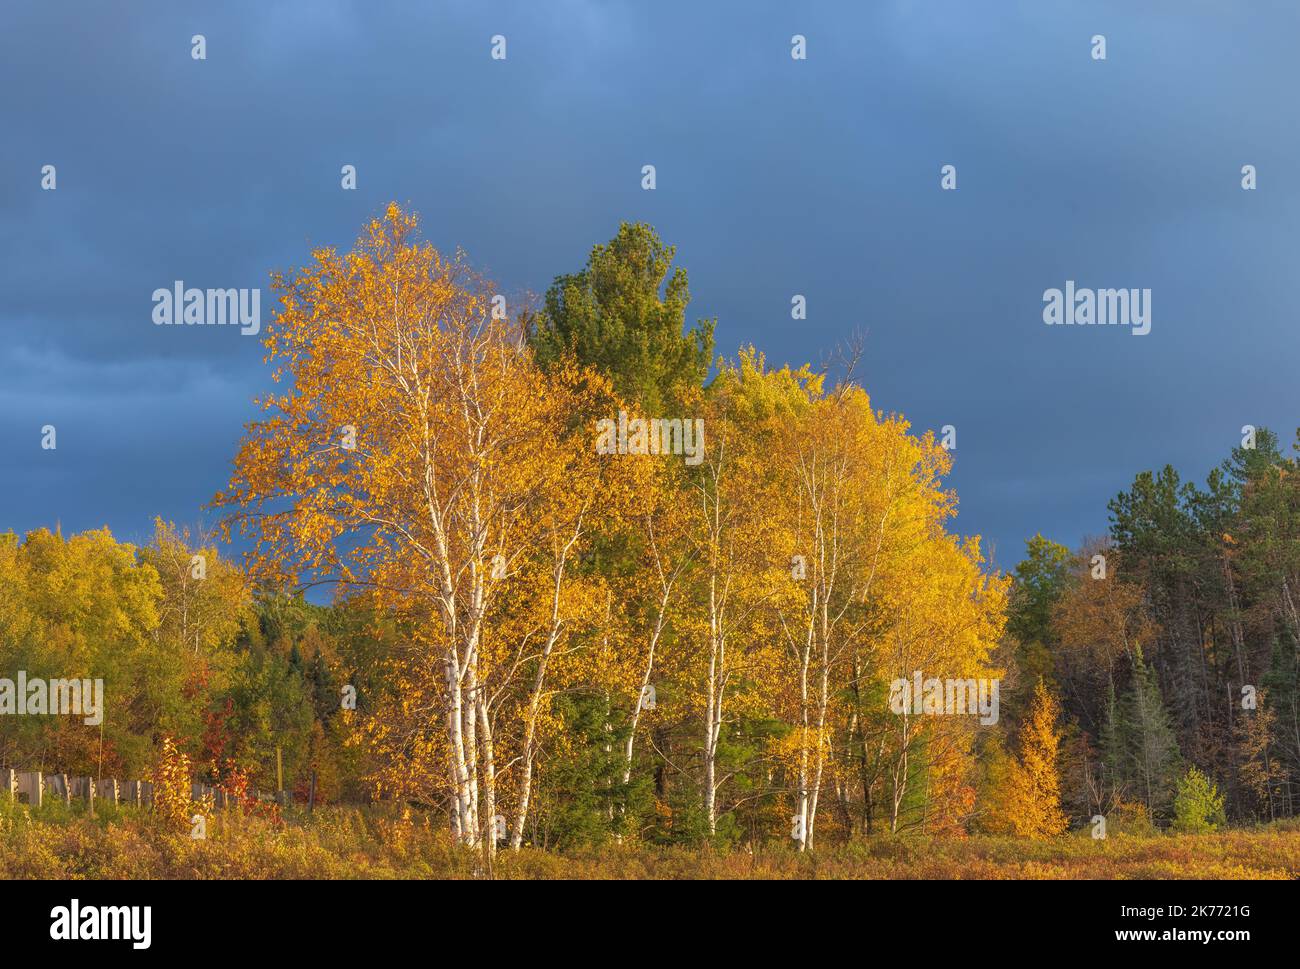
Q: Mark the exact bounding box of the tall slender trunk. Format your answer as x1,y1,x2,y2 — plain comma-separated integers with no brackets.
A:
796,620,812,850
444,653,478,846
624,589,671,787
703,627,720,836
807,652,831,849
890,712,911,833
477,693,496,860
702,539,725,837
510,627,559,850
510,601,565,849
463,654,480,841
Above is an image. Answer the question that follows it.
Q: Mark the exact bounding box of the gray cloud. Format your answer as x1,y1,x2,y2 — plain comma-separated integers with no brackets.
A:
2,0,1297,564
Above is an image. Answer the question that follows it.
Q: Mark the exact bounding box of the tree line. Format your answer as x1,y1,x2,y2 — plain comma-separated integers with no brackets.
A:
4,204,1295,852
1009,425,1300,833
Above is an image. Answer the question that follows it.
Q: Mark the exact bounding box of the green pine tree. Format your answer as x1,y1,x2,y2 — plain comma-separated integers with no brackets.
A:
527,222,715,414
1122,648,1182,820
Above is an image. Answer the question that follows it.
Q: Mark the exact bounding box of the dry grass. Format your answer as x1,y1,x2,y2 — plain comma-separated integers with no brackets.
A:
3,799,1297,879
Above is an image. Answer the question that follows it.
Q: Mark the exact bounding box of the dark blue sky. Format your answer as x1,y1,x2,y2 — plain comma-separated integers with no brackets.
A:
3,0,1297,572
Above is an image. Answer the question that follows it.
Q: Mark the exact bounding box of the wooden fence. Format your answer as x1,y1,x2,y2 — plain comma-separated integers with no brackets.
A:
0,768,288,810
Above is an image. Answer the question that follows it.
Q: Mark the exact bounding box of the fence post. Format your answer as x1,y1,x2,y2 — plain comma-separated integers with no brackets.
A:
76,776,96,811
48,773,71,806
15,771,43,808
1,768,15,800
96,778,119,807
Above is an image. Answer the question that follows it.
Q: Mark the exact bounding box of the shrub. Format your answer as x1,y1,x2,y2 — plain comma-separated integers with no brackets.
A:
153,736,194,832
1107,799,1158,838
1172,767,1226,834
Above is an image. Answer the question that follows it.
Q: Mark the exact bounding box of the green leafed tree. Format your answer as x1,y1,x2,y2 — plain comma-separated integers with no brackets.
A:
527,222,715,413
1172,765,1227,833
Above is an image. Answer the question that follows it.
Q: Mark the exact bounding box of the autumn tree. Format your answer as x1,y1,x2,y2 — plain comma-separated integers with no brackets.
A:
1052,541,1157,739
1015,679,1069,836
678,351,789,838
137,519,250,753
0,527,163,776
216,204,630,851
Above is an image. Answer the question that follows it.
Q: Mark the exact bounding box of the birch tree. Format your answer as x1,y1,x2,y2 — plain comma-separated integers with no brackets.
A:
217,205,605,847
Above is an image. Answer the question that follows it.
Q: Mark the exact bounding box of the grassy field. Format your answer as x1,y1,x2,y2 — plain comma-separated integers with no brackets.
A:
3,799,1298,879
